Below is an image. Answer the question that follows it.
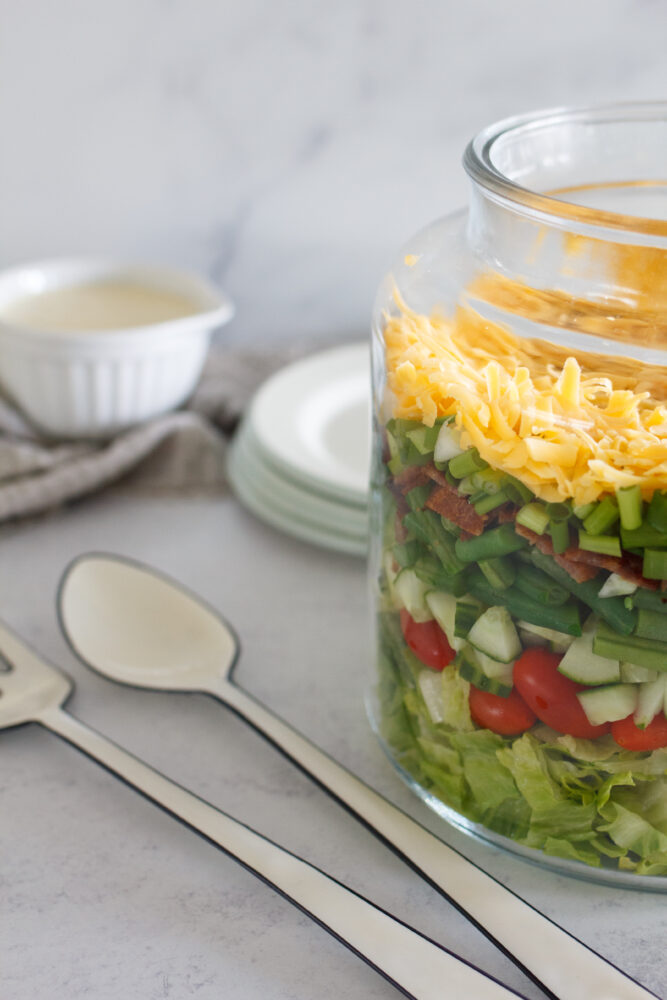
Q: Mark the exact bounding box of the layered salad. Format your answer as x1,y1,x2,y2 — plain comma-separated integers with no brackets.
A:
374,287,667,876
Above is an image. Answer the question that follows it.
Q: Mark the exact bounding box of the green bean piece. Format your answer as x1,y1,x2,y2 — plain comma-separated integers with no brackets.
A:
478,557,516,590
635,608,667,643
593,621,667,673
393,540,421,568
616,484,643,531
643,548,667,581
514,565,570,606
582,496,619,536
405,484,432,512
625,589,667,614
620,524,667,549
528,548,637,635
454,524,527,563
467,571,582,635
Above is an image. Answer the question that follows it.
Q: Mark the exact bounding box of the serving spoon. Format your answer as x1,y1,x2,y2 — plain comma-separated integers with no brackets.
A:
0,615,523,1000
57,553,658,1000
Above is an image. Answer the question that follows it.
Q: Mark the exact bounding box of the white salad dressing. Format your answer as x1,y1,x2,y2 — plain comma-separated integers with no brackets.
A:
0,279,199,332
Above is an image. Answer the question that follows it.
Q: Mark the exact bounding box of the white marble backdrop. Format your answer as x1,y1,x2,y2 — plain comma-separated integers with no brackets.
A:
0,0,665,345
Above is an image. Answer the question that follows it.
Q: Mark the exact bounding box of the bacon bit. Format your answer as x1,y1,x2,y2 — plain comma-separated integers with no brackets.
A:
514,522,600,583
425,482,487,536
424,465,450,489
393,465,431,494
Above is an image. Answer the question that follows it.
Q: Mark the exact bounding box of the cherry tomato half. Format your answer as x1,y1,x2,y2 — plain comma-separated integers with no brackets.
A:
612,712,667,751
513,648,610,740
469,686,536,736
400,610,455,671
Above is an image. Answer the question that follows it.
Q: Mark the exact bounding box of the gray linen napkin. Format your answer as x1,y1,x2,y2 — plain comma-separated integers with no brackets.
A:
0,343,308,521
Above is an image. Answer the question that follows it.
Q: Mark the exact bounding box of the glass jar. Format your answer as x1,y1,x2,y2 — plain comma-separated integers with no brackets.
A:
368,103,667,888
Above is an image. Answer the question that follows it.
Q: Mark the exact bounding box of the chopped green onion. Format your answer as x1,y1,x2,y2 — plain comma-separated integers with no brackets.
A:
456,475,477,496
405,423,442,455
647,491,667,534
470,467,505,495
448,448,488,479
473,490,509,515
515,502,550,535
573,502,596,520
545,502,571,522
578,531,622,557
616,484,643,531
454,524,527,563
478,557,516,590
549,518,571,555
582,497,619,536
501,474,533,505
643,548,667,581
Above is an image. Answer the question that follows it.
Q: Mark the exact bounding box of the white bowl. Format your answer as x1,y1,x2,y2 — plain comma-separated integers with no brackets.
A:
0,258,234,438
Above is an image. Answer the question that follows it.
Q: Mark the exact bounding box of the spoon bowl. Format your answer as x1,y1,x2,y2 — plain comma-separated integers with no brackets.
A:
58,553,238,691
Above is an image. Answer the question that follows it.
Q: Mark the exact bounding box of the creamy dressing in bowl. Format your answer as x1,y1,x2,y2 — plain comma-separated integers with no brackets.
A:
0,279,200,332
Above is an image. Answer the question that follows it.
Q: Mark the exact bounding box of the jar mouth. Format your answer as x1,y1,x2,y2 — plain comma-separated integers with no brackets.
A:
464,101,667,239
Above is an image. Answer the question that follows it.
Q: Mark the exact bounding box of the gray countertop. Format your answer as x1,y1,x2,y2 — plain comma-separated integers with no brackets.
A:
2,493,666,1000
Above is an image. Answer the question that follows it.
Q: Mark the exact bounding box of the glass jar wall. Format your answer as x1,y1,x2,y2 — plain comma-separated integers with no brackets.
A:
368,104,667,887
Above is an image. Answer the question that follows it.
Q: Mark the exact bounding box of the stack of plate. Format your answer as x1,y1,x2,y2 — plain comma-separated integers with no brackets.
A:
228,343,370,556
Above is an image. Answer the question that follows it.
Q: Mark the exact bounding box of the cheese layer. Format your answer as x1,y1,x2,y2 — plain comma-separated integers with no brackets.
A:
384,299,667,506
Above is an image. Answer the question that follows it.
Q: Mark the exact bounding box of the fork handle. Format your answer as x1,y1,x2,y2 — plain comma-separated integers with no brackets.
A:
37,704,518,1000
212,679,658,1000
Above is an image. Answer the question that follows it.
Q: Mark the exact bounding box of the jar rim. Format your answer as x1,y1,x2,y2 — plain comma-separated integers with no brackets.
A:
463,101,667,238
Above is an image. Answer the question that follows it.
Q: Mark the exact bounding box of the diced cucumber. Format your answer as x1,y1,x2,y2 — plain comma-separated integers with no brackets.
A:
395,568,433,623
516,620,575,653
467,606,521,663
598,573,637,599
454,601,480,639
458,648,513,697
475,648,515,683
434,422,464,463
418,669,445,724
558,627,620,686
634,676,667,729
426,590,464,651
620,662,659,683
577,684,638,726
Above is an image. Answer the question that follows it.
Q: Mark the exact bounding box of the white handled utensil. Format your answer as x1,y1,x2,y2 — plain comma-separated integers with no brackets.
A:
57,553,659,1000
0,617,524,1000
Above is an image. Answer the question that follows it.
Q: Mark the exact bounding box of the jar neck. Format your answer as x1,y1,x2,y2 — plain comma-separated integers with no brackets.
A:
467,180,667,316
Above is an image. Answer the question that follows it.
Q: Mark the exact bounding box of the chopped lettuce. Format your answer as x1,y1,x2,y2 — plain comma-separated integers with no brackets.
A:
377,612,667,877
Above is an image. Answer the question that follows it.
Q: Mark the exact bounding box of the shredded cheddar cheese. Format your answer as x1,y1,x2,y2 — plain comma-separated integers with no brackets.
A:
384,295,667,506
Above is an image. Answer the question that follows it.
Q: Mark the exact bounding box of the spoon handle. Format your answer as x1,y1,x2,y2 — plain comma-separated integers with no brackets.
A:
212,679,657,1000
36,703,521,1000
